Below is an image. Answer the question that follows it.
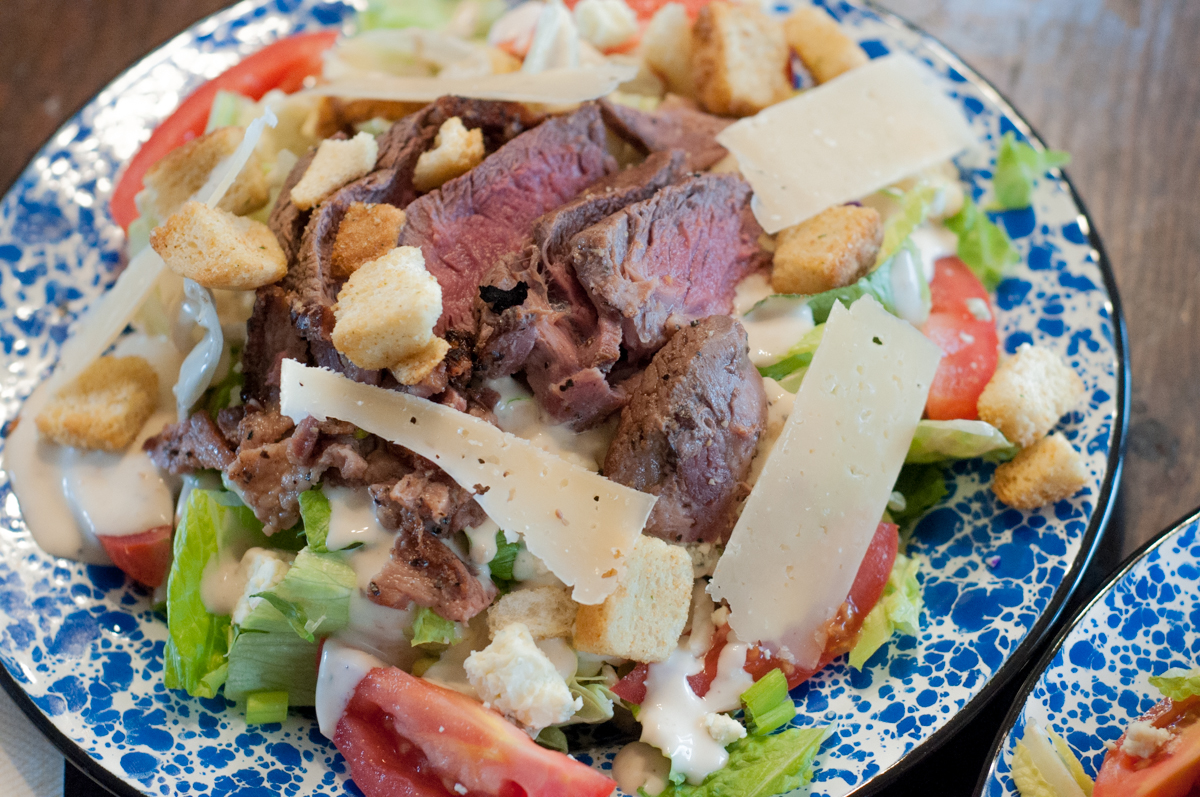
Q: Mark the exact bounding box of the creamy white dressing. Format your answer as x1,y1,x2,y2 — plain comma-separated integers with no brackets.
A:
486,376,617,472
422,614,491,697
732,273,816,366
324,485,393,551
200,555,247,617
344,533,400,593
464,517,501,565
908,224,958,283
746,378,795,489
333,591,422,669
510,547,565,588
536,637,579,680
315,639,389,738
612,742,672,796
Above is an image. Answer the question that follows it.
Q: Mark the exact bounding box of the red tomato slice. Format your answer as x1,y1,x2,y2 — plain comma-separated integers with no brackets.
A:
109,30,338,231
563,0,711,20
1094,696,1200,797
921,256,1000,421
335,667,616,797
97,526,173,588
613,523,900,701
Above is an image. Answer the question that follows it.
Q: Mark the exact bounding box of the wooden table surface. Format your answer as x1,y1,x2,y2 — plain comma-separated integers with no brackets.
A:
1,0,1198,794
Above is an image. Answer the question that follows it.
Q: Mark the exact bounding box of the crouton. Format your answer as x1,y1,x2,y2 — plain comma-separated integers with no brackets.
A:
312,98,427,140
487,586,579,641
783,7,868,85
331,246,448,382
150,201,288,290
389,338,451,386
35,356,159,451
331,202,408,279
290,131,378,210
692,1,792,117
977,344,1086,448
770,205,883,294
992,433,1087,509
412,118,485,193
141,126,270,220
573,535,692,663
642,3,696,98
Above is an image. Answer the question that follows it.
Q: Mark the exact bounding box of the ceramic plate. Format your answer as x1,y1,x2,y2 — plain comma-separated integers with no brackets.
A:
978,507,1200,796
0,1,1127,795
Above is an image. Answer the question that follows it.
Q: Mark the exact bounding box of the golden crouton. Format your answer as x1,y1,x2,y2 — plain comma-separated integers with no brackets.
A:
692,1,792,117
412,118,485,193
331,202,408,279
36,356,159,451
771,205,883,294
783,7,868,85
141,126,270,220
312,97,427,140
487,587,579,641
290,131,379,210
150,201,288,290
992,433,1087,509
573,536,692,663
977,344,1085,448
642,4,697,98
332,246,448,382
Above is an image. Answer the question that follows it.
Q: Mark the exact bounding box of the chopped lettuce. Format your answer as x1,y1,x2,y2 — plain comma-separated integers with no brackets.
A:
757,325,825,382
944,197,1020,291
890,464,949,533
907,419,1019,464
297,488,332,553
849,553,923,669
1149,667,1200,701
878,182,938,263
741,669,796,736
202,342,244,417
535,726,570,753
1012,720,1093,797
224,548,356,705
357,0,460,31
410,606,465,647
206,90,257,132
488,530,522,590
991,132,1071,211
658,727,830,797
565,667,621,725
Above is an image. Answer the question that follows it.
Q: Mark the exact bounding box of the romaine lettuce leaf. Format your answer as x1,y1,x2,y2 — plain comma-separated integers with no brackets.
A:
411,606,465,647
1012,720,1093,797
890,464,949,532
488,530,522,590
298,488,331,553
357,0,460,31
878,182,938,263
849,552,923,670
991,132,1071,211
658,726,830,797
944,197,1020,291
1149,667,1200,701
757,325,825,382
906,419,1019,464
565,668,620,725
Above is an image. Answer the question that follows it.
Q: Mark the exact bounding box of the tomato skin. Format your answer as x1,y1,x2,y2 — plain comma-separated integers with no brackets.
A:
109,30,338,231
1094,696,1200,797
613,523,900,701
97,526,173,588
335,667,616,797
921,256,1000,421
564,0,711,19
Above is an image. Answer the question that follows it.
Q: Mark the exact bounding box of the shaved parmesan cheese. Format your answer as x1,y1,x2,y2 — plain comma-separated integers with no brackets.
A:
307,64,637,105
709,298,941,668
278,361,656,604
717,53,975,233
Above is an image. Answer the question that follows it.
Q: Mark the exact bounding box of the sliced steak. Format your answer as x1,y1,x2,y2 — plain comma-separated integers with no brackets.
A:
603,315,767,545
571,173,766,362
366,526,494,622
243,285,310,403
401,104,617,335
599,97,733,171
369,465,486,538
268,147,320,262
143,413,235,474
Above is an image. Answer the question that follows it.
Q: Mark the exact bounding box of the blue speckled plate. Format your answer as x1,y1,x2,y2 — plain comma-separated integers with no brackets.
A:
977,508,1200,797
0,1,1127,795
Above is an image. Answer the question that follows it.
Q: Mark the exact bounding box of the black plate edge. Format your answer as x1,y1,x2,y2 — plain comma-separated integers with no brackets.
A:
971,503,1200,797
0,3,1131,796
848,3,1132,794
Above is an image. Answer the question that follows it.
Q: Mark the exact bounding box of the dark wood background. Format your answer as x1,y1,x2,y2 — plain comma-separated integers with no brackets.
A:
1,0,1197,794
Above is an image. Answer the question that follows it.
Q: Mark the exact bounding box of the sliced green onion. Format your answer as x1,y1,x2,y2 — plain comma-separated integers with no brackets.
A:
741,668,796,736
245,690,289,724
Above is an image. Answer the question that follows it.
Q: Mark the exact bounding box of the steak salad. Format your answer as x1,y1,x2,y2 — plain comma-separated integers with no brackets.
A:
7,1,1087,795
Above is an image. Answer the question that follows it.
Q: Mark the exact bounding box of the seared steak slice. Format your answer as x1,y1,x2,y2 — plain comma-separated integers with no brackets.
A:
268,147,319,262
143,413,235,474
366,526,494,623
599,97,733,171
604,315,767,545
401,104,617,335
369,465,486,538
571,173,766,362
243,286,310,403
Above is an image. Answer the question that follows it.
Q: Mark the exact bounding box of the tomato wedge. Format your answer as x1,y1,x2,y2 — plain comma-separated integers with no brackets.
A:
335,666,616,797
613,523,900,703
109,30,338,231
921,256,1000,421
1094,696,1200,797
97,526,173,588
563,0,712,20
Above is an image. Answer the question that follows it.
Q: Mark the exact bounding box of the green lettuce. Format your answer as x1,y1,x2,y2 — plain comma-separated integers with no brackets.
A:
410,606,464,647
224,548,356,705
991,132,1071,211
907,419,1019,464
357,0,459,31
878,182,938,263
565,668,621,725
757,325,825,382
206,90,257,133
488,530,522,591
890,464,949,532
202,343,244,417
1149,667,1200,701
298,488,332,552
658,727,830,797
849,553,923,670
944,197,1020,291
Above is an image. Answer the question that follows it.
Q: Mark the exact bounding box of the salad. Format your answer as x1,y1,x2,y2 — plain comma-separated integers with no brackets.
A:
4,0,1091,795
